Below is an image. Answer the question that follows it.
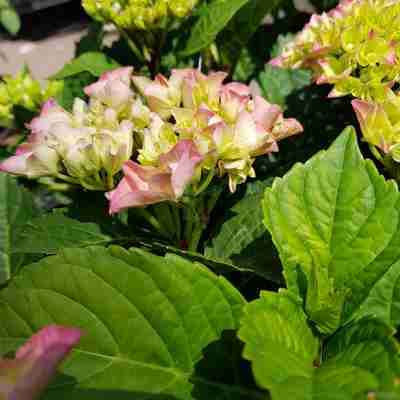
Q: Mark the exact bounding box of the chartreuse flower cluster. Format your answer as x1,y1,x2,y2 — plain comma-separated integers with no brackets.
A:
0,67,303,212
271,0,400,102
82,0,199,31
0,68,62,127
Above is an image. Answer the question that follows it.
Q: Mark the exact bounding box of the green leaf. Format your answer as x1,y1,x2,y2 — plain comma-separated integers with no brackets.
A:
75,22,104,56
0,246,246,399
183,0,250,56
205,179,283,283
218,0,282,67
239,290,379,399
324,318,400,392
55,71,95,111
0,173,39,284
0,7,20,35
258,65,312,107
13,214,112,254
263,127,400,333
51,52,120,80
239,290,319,388
270,366,377,400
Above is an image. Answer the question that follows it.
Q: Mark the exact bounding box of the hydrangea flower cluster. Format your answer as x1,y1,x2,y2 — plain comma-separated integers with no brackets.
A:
352,91,400,161
271,0,400,102
0,67,303,213
0,67,137,190
82,0,199,31
0,68,62,127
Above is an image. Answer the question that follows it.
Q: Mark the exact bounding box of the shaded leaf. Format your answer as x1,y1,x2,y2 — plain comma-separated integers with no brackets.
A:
205,179,283,283
0,173,39,284
183,0,250,56
0,246,246,399
218,0,282,68
258,65,311,108
14,214,112,254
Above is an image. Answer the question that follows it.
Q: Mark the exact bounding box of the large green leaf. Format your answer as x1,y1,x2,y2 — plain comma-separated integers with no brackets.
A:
239,290,319,388
205,179,283,283
14,214,112,254
263,127,400,333
0,174,39,284
183,0,250,56
0,246,246,399
51,52,120,80
218,0,282,68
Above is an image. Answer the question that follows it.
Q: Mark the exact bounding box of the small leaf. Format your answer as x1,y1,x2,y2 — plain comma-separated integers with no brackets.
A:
205,179,283,283
51,52,120,80
14,214,112,254
0,173,39,284
0,7,20,35
218,0,282,68
239,290,319,388
183,0,250,56
0,246,246,399
263,127,400,332
258,65,312,107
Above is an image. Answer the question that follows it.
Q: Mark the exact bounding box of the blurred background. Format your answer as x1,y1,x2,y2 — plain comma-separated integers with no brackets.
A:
0,0,102,78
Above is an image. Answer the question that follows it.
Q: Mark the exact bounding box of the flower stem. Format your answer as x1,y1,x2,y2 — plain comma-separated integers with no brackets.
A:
136,208,169,238
194,169,215,196
119,30,146,63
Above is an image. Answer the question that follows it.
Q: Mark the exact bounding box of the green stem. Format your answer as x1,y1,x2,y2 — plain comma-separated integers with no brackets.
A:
369,143,383,163
119,30,146,63
194,169,215,196
135,208,169,238
188,221,203,252
171,204,181,242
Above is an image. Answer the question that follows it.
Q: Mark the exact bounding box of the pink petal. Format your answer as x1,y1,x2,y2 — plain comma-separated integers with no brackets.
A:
0,152,31,175
0,325,82,400
106,161,175,213
253,96,282,131
351,99,373,126
85,66,133,96
159,140,203,198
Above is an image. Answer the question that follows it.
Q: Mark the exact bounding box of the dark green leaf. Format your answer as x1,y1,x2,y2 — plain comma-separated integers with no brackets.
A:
14,214,112,254
0,173,39,284
205,179,283,283
183,0,250,56
218,0,282,68
258,65,312,107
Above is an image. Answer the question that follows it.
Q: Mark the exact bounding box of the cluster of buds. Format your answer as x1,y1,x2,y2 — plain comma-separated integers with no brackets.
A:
352,91,400,161
82,0,199,31
107,68,303,213
0,67,138,190
271,0,400,102
0,68,62,127
0,67,303,213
